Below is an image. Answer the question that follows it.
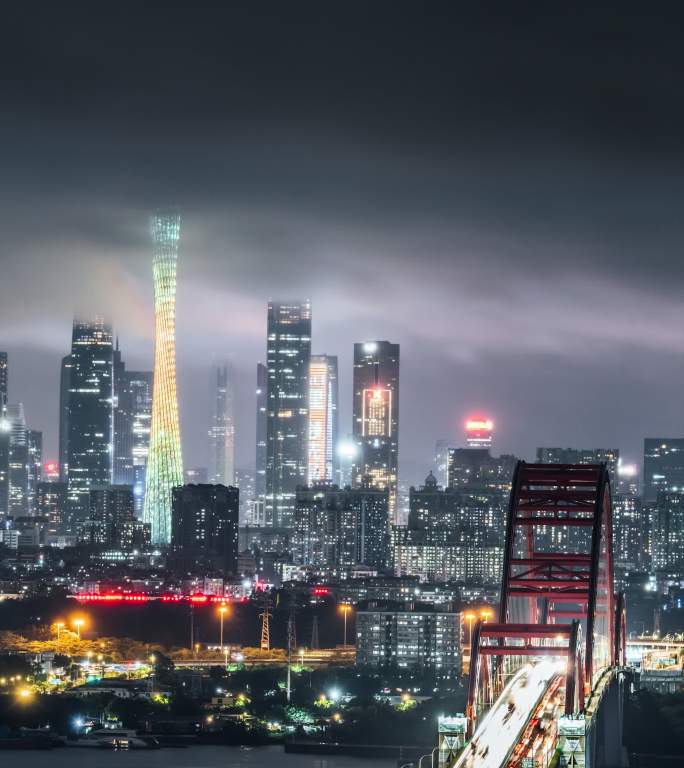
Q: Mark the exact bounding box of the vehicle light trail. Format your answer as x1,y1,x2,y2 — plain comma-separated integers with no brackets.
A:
454,661,560,768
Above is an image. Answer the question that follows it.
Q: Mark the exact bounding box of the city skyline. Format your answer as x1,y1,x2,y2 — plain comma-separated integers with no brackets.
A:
3,6,684,485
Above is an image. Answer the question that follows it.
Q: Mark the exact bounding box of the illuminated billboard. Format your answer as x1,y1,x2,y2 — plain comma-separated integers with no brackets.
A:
362,388,392,437
465,417,493,448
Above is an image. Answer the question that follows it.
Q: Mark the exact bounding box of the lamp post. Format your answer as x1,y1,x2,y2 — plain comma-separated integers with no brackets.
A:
218,605,228,650
464,612,476,648
73,618,84,640
55,621,65,648
149,654,156,696
339,604,352,647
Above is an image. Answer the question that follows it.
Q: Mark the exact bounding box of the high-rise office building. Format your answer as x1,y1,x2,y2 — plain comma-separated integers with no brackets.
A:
65,319,114,531
113,347,153,516
235,468,255,524
336,435,356,488
112,341,132,485
7,403,28,516
643,439,684,502
144,210,184,544
209,363,235,486
265,300,311,529
171,484,239,574
0,352,7,403
352,341,400,521
434,440,450,488
307,354,338,485
58,354,72,482
129,371,153,516
27,429,42,515
255,362,267,500
0,352,8,519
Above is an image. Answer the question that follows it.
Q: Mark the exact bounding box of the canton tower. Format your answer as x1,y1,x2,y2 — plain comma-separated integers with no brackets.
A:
143,210,183,543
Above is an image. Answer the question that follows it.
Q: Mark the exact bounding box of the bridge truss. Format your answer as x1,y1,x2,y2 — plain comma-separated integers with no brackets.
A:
466,462,626,738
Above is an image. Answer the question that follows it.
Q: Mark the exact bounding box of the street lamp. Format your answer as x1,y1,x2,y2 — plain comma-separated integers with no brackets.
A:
480,608,494,623
218,605,229,650
55,621,65,648
464,612,476,648
339,604,352,647
73,617,85,640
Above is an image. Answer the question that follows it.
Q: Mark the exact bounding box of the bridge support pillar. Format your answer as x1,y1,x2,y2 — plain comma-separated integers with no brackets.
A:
600,673,627,767
438,715,467,767
558,715,586,768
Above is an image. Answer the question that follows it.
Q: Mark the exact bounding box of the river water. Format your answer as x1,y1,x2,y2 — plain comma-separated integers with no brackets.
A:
16,745,398,768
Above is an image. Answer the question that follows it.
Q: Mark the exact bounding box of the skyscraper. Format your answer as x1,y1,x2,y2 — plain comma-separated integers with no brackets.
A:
255,362,267,499
58,354,72,482
0,352,8,519
209,363,235,486
265,300,311,529
352,341,400,521
434,439,450,487
112,340,133,485
112,342,153,515
129,371,153,516
144,210,184,544
307,354,338,484
27,429,42,515
7,403,28,516
65,318,114,530
0,352,7,405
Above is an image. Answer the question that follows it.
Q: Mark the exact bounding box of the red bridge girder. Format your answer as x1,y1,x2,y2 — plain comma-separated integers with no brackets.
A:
466,461,625,738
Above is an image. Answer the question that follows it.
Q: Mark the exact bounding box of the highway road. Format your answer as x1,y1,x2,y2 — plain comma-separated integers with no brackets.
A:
453,661,559,768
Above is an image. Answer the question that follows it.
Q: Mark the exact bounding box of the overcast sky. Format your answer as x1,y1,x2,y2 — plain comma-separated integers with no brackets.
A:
2,3,684,483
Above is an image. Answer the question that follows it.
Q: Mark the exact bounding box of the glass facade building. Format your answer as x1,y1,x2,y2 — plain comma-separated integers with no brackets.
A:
113,347,153,517
307,354,338,485
265,300,311,529
352,341,400,522
144,211,184,544
255,362,267,500
209,363,235,486
65,318,114,531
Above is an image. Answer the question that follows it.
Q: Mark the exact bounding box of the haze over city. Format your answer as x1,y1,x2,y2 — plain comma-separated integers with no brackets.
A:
4,5,684,766
3,5,684,481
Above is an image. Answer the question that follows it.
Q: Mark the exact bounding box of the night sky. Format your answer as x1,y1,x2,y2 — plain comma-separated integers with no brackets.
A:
2,3,684,483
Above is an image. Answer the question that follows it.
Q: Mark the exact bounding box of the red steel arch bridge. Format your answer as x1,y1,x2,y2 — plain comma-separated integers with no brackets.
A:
444,462,629,768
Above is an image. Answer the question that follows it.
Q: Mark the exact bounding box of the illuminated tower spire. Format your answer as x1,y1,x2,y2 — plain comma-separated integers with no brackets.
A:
143,210,183,544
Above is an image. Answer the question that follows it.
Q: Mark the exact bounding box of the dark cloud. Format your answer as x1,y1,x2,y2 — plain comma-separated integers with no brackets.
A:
2,3,684,481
